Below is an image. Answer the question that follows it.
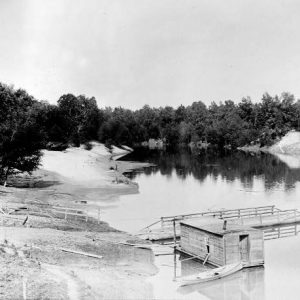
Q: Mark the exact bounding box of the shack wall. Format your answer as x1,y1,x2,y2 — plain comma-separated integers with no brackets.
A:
224,230,264,267
224,234,240,264
248,230,264,267
180,224,224,266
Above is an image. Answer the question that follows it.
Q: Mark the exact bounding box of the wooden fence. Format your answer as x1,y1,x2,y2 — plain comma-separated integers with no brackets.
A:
0,204,101,224
158,205,276,228
263,224,299,240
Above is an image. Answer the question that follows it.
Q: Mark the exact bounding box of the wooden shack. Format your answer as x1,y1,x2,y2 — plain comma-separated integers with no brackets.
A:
180,218,264,267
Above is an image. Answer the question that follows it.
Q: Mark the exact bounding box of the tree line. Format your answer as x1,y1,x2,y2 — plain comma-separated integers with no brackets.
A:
92,92,300,149
1,81,300,183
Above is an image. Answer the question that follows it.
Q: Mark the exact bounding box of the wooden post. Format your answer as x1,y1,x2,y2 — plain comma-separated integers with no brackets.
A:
161,217,164,228
64,209,67,220
172,248,177,281
238,209,240,218
223,220,227,230
295,225,297,236
173,219,176,248
272,206,274,215
278,227,281,238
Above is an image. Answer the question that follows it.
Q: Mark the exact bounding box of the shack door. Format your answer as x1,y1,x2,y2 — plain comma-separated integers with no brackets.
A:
239,235,249,262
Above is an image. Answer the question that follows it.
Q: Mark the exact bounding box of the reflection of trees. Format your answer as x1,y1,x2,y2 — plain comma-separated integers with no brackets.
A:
121,148,300,191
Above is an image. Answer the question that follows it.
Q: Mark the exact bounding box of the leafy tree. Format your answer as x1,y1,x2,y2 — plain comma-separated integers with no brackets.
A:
0,84,44,184
57,94,102,145
186,101,208,140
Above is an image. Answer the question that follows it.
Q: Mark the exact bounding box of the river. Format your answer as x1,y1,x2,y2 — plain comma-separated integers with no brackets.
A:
102,148,300,300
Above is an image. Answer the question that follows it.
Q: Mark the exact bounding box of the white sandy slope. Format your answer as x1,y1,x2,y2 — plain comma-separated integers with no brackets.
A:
269,131,300,168
269,131,300,154
40,142,130,187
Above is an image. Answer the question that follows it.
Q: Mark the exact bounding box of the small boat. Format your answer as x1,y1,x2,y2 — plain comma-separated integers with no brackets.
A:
179,262,243,286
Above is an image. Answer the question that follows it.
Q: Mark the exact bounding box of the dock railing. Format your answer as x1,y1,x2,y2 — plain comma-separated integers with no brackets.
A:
237,209,300,227
138,206,300,242
159,205,277,228
139,205,279,233
264,223,299,240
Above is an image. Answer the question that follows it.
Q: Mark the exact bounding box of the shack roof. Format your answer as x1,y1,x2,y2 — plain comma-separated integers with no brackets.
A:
180,218,258,237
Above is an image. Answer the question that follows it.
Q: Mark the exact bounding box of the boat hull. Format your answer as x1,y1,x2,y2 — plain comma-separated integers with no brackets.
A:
179,263,243,287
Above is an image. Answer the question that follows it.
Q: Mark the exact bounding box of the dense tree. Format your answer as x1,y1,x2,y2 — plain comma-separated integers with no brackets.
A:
95,94,300,149
186,101,208,141
0,84,44,184
57,94,102,145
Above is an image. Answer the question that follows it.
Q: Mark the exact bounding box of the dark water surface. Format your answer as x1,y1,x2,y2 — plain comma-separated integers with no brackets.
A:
105,148,300,233
102,148,300,300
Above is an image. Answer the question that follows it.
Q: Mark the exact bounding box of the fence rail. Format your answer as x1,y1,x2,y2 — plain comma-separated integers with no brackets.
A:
263,224,299,240
158,205,276,227
0,204,101,224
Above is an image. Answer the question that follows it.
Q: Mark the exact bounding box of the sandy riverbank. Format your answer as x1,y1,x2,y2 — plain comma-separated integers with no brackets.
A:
0,143,156,299
238,131,300,169
238,131,300,155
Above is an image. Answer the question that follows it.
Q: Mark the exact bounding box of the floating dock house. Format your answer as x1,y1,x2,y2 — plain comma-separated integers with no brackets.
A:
180,218,264,267
138,205,300,242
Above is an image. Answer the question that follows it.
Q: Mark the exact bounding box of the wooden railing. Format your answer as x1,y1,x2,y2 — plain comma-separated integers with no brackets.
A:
263,224,299,240
159,205,276,227
138,206,300,242
244,209,300,227
51,206,101,223
0,204,101,224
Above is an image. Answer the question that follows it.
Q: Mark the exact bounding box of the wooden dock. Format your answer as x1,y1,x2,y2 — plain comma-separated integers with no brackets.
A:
137,205,300,242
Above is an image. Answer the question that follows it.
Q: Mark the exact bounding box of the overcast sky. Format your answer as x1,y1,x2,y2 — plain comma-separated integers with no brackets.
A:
1,0,300,109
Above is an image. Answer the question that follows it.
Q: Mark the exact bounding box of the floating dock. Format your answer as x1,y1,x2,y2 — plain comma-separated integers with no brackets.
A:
137,205,300,242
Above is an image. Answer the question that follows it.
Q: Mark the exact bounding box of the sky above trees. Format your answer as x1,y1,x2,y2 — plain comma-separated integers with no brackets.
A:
1,0,300,109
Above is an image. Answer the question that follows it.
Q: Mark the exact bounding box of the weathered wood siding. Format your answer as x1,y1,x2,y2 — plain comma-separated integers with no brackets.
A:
224,234,240,264
224,230,264,266
248,231,264,266
181,224,224,266
181,223,264,267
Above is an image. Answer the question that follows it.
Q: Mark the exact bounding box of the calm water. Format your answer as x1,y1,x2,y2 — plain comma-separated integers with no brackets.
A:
104,148,300,233
101,148,300,300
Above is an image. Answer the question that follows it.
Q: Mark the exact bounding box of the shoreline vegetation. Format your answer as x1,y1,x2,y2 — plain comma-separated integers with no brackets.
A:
2,82,300,185
0,143,157,299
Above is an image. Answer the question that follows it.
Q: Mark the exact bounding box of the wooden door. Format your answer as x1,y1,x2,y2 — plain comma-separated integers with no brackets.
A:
239,235,249,262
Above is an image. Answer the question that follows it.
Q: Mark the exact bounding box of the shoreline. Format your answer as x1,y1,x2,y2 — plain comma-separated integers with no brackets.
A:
0,143,157,299
238,131,300,156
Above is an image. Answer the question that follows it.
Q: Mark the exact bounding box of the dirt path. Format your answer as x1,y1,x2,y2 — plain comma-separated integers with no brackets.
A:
42,263,80,300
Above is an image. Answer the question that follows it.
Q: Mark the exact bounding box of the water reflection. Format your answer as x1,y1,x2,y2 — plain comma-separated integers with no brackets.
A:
122,148,300,191
150,251,265,300
178,266,265,300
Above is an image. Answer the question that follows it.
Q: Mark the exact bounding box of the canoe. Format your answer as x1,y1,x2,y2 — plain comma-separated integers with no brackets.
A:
179,262,243,286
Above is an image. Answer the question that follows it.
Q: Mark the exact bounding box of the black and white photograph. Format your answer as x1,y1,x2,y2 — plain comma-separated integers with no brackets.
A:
1,0,300,299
